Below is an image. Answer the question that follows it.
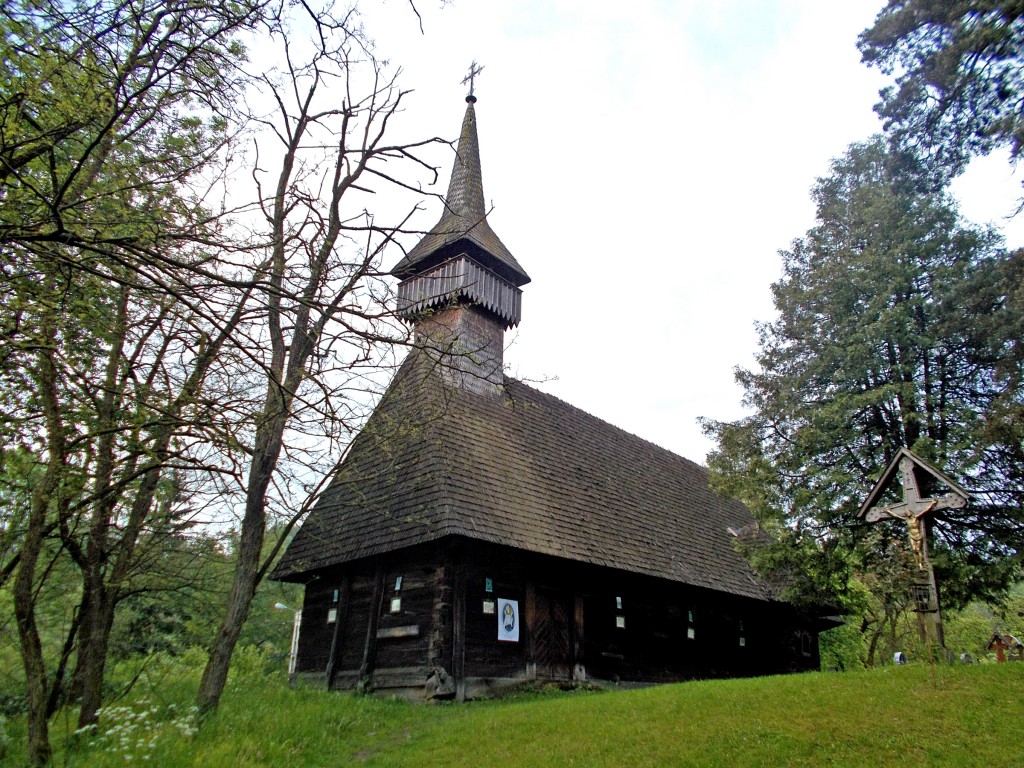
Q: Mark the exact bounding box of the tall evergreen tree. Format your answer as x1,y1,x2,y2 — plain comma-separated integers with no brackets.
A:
702,137,1024,618
860,1,1024,182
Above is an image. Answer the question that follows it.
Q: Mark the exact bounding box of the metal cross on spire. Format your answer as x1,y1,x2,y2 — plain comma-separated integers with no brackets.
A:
462,60,485,100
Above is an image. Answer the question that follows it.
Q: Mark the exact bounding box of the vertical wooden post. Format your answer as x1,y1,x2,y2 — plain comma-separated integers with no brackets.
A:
898,457,945,654
428,563,446,669
861,449,970,662
452,557,467,702
573,594,586,682
287,609,302,677
524,581,537,680
325,573,351,690
919,518,945,652
359,564,385,688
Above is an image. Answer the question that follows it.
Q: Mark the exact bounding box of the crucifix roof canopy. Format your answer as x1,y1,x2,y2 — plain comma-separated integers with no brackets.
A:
857,447,971,521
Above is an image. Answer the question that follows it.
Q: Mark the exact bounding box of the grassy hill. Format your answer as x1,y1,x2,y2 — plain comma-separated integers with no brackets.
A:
7,656,1023,766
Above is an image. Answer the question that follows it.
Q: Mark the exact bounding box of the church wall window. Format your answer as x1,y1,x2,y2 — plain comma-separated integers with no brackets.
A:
483,576,496,613
800,630,812,657
327,589,340,624
390,573,403,613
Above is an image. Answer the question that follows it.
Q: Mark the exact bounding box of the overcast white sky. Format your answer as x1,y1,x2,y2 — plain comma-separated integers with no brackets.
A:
355,0,1024,464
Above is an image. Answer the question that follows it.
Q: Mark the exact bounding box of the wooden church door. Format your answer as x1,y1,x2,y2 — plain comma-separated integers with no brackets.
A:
533,587,573,679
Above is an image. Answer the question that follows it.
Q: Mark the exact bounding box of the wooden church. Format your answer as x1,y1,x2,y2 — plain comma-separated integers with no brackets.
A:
271,91,831,700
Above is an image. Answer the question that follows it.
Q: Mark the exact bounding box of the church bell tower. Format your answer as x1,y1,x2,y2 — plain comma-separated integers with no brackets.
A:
391,72,530,393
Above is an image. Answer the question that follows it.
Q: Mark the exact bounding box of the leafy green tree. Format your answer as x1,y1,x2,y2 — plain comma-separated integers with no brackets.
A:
944,602,1000,658
105,529,300,660
2,0,438,759
859,1,1024,181
994,581,1024,638
702,137,1024,642
0,0,254,259
2,1,260,761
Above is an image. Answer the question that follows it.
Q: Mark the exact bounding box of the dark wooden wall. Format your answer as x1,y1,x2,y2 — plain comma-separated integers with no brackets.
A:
462,548,528,680
292,537,821,698
296,547,455,692
294,580,337,674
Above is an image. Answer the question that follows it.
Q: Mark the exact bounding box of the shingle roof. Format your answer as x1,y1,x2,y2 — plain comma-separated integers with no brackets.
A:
391,99,530,287
273,351,771,602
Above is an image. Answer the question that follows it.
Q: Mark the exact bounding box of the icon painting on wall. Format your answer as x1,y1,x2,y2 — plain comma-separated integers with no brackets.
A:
497,598,519,642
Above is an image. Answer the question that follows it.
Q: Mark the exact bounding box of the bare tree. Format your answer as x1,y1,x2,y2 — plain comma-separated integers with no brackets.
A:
196,1,443,712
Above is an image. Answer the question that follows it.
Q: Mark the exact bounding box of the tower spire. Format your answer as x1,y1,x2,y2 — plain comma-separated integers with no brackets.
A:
391,83,530,393
442,89,487,225
392,85,529,328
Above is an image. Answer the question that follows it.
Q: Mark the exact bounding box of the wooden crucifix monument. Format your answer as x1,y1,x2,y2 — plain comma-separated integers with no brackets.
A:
857,448,971,654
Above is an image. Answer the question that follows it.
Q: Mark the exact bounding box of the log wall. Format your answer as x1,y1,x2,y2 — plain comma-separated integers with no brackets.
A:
292,538,821,699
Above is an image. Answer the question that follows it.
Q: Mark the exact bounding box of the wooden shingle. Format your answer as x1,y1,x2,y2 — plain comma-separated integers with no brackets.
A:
274,351,770,603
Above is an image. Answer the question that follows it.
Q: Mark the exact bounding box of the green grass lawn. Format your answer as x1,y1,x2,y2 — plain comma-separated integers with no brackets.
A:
8,661,1023,767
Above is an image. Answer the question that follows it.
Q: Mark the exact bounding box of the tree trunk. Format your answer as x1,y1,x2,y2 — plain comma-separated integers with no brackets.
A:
13,504,53,767
14,295,66,765
75,582,117,728
46,607,81,718
196,406,287,711
75,284,127,728
196,501,265,712
195,101,316,709
192,29,414,712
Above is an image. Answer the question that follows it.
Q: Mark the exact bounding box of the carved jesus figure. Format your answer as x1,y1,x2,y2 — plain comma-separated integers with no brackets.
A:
879,498,937,571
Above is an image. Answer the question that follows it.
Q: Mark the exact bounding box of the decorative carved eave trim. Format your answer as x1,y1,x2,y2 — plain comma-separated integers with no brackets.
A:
397,255,522,328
